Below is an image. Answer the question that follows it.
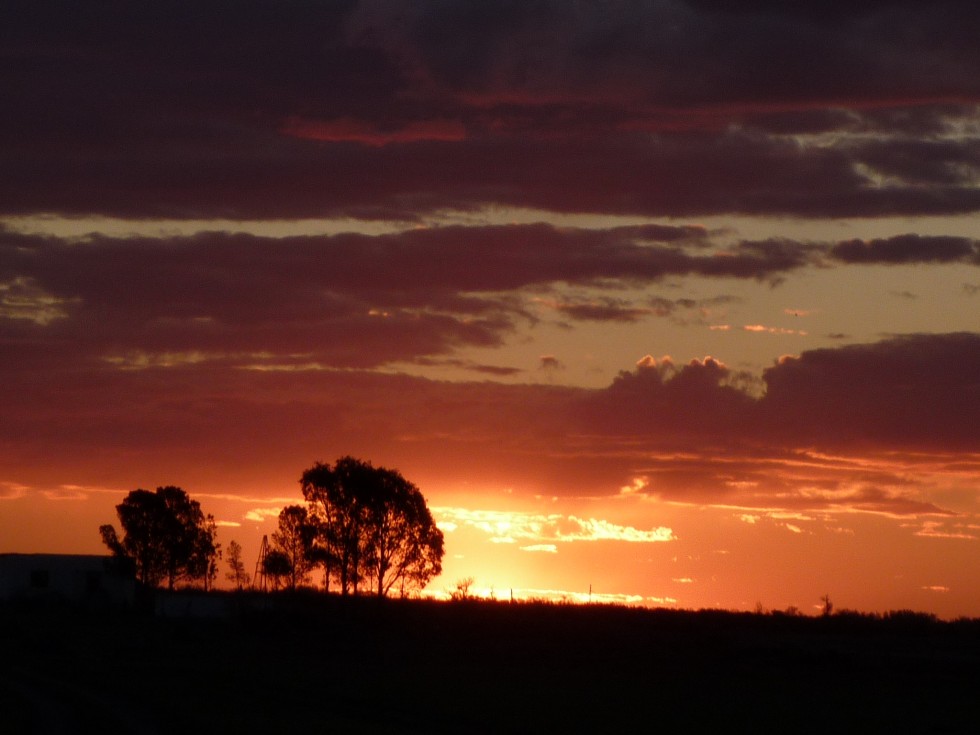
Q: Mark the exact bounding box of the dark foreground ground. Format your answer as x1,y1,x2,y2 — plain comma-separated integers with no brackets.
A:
2,594,978,734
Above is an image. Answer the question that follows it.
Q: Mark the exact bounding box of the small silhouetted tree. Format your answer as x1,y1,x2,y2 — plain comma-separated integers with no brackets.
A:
271,505,316,590
262,550,292,591
196,514,221,591
451,577,475,601
301,456,445,597
821,594,834,617
225,540,251,590
100,486,219,590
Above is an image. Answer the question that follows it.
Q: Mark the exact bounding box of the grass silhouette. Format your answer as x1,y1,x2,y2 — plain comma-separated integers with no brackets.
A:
2,594,978,733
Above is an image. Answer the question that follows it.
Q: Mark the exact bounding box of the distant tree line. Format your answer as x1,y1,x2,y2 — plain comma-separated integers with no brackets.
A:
100,456,444,598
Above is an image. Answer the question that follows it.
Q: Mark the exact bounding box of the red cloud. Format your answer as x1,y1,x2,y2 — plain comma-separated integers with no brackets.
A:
3,3,980,219
281,117,467,146
761,333,980,451
1,331,976,518
830,234,978,264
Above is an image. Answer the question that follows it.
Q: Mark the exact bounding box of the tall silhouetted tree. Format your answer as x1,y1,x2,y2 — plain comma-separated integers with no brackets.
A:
302,458,370,595
363,465,445,597
270,505,316,590
100,486,219,590
301,457,444,597
821,593,834,617
225,540,251,590
197,514,221,591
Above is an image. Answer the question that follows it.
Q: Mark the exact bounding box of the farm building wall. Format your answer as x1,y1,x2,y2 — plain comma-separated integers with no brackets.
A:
0,553,135,607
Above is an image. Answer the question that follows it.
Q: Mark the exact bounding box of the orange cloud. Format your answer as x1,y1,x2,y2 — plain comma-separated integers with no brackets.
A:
244,508,282,523
743,324,808,335
0,481,29,500
434,507,675,547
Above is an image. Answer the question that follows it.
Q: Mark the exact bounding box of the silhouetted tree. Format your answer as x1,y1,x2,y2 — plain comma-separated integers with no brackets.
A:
302,458,370,595
271,505,316,590
225,540,251,590
451,577,475,601
821,593,834,617
301,456,445,597
197,514,221,591
99,486,219,590
363,467,445,597
261,549,292,591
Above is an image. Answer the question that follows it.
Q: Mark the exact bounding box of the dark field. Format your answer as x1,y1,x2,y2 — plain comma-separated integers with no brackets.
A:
2,595,979,734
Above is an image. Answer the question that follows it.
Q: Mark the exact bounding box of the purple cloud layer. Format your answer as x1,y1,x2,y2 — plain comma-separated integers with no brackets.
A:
1,1,979,219
1,3,978,522
4,225,975,380
1,322,977,518
2,224,977,386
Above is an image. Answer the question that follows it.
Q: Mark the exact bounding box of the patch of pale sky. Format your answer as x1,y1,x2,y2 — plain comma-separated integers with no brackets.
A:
0,214,410,239
396,257,978,388
0,276,74,325
6,208,980,242
433,506,674,546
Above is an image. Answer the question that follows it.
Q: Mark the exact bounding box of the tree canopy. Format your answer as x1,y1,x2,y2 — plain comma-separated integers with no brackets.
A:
269,504,316,590
261,549,293,591
301,456,444,597
225,539,251,590
100,486,219,590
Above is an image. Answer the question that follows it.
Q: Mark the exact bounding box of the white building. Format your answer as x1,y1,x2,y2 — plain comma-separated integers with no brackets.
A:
0,553,135,607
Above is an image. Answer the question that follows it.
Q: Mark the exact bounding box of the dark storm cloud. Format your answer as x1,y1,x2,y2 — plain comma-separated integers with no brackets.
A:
760,333,980,451
2,327,974,515
4,220,976,381
588,355,756,441
546,292,741,325
566,332,980,511
2,1,979,219
539,355,564,371
583,333,980,453
371,0,980,107
551,299,652,324
830,234,980,264
0,222,818,373
411,356,523,377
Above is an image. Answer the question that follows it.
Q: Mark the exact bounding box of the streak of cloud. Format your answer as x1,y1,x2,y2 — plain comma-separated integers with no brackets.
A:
434,508,675,545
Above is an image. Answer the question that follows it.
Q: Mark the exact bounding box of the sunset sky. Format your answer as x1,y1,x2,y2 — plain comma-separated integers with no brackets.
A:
2,1,979,616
